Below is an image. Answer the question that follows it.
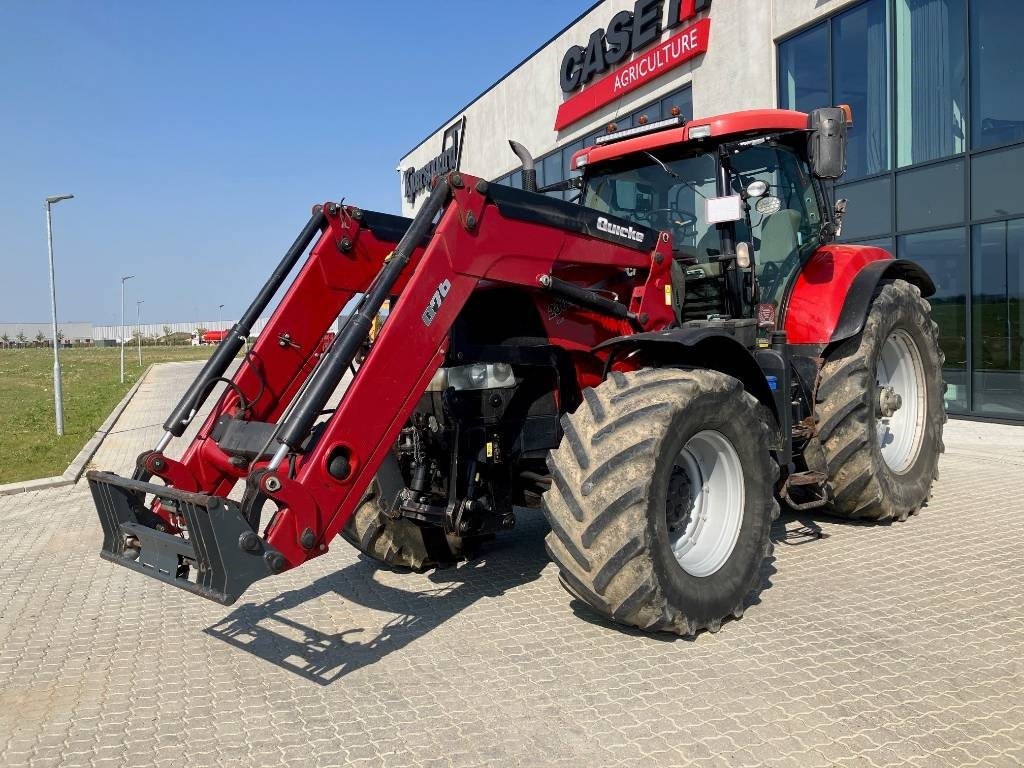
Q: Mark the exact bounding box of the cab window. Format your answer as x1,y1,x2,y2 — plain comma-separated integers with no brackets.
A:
728,145,822,306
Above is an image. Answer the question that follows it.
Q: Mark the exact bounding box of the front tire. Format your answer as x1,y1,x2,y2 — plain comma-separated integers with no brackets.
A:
542,369,779,636
339,480,461,570
809,279,945,521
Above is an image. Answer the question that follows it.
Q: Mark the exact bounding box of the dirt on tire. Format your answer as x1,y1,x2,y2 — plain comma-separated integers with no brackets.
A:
542,368,778,636
807,279,945,522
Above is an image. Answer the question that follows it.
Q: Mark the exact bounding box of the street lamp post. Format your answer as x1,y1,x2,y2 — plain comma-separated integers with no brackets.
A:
218,304,225,334
136,299,144,365
45,193,74,436
120,274,134,383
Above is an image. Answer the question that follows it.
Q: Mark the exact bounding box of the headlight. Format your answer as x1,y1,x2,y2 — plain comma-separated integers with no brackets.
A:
468,364,488,387
427,363,519,391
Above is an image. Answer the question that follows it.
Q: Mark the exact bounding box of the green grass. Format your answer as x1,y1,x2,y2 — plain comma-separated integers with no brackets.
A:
0,346,215,485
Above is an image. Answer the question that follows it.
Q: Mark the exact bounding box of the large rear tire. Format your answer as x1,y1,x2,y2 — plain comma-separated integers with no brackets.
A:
809,279,945,521
542,368,779,636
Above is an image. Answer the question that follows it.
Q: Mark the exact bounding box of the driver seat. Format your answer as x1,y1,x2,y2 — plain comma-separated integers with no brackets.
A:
758,209,802,277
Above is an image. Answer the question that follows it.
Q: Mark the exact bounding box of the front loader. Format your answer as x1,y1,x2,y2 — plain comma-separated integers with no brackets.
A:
89,106,944,635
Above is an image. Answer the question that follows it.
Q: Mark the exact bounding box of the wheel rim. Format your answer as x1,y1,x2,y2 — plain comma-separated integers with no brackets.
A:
667,430,745,578
876,328,927,474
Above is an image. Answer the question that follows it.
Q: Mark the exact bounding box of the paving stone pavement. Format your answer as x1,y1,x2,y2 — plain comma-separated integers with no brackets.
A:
1,361,1022,768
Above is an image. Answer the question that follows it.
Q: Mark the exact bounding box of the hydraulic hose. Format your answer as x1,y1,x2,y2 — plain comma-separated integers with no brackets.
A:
161,210,326,437
271,179,452,459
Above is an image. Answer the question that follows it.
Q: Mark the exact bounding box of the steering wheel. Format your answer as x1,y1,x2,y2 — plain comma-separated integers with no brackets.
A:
637,207,697,241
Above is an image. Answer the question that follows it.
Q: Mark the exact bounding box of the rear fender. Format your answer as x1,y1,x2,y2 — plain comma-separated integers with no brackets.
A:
828,258,935,344
784,245,936,345
593,328,778,424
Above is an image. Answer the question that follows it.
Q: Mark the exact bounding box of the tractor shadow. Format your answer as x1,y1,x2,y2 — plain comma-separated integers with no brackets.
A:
205,506,870,676
565,505,851,639
204,515,550,686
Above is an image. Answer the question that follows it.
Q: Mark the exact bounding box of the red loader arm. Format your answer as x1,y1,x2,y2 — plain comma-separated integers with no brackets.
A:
88,173,675,604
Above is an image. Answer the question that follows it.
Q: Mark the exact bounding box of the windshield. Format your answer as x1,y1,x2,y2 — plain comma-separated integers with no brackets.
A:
583,150,723,264
581,138,823,312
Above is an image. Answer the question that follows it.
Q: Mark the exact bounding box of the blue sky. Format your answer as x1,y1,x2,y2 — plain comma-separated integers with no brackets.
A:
0,1,594,326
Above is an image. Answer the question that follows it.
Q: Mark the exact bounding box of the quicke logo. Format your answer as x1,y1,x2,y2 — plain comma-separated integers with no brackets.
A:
596,216,645,243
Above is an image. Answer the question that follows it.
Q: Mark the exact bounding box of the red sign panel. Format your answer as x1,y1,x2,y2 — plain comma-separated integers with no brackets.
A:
554,18,710,131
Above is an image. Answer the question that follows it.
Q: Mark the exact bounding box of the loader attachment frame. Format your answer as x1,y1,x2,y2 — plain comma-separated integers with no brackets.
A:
90,172,676,604
89,471,280,605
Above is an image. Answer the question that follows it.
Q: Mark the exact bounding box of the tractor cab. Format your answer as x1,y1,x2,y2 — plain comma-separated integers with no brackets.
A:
571,108,850,325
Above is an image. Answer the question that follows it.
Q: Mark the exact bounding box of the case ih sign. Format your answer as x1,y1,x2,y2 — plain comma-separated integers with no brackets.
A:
555,0,711,131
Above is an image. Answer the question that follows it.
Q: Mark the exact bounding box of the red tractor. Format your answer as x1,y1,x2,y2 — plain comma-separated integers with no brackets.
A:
89,107,944,636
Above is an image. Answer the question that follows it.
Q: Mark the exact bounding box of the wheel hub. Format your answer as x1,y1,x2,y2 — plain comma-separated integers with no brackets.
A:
875,329,927,474
666,430,745,578
877,385,903,418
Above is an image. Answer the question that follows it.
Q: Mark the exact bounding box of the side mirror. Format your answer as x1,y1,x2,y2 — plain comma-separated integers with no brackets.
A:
807,107,848,180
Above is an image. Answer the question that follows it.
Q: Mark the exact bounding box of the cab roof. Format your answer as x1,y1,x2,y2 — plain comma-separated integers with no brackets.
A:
570,109,810,171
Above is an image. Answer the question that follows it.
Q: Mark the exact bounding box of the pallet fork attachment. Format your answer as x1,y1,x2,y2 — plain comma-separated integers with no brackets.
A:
88,471,280,605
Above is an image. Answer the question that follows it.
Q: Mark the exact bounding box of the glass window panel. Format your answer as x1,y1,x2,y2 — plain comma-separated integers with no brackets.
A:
564,140,585,178
728,144,823,307
898,227,968,411
510,170,523,190
778,23,829,113
895,0,966,166
970,0,1024,149
972,219,1024,417
832,0,891,178
660,87,693,121
629,102,661,128
896,159,964,231
835,176,893,240
564,140,586,204
543,150,565,199
971,142,1024,221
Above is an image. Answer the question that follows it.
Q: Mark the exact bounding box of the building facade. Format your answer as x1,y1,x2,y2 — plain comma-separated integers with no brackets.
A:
399,0,1023,421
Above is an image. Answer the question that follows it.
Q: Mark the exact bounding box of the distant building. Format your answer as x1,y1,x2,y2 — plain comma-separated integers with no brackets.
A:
0,321,93,345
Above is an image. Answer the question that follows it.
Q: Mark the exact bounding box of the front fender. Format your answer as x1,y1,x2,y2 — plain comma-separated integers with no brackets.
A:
593,327,776,421
784,245,935,345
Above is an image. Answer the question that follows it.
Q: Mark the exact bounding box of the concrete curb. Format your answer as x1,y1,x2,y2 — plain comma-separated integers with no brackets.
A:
0,365,154,497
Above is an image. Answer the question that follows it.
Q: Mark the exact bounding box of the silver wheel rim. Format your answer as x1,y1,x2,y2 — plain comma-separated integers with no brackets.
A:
876,329,926,474
667,430,745,577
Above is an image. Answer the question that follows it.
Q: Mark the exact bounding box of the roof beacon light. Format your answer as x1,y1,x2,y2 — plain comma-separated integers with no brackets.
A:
689,124,712,139
593,115,687,147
